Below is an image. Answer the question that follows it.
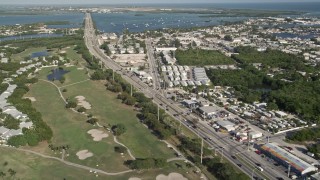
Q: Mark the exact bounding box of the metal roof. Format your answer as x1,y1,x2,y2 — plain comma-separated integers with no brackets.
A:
261,143,317,175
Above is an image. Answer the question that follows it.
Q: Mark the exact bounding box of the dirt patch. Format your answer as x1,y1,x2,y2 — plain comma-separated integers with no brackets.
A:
156,173,188,180
128,178,141,180
75,96,91,109
23,97,36,102
76,150,93,160
114,54,146,67
87,129,109,141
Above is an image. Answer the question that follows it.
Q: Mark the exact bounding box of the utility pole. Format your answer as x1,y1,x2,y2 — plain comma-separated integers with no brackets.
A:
130,84,133,96
179,120,181,134
287,163,291,178
247,134,250,151
220,147,224,163
157,104,160,121
251,168,256,180
112,69,115,81
267,136,270,143
200,138,203,164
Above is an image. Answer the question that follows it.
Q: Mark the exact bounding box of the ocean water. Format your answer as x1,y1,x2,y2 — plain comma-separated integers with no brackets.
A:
0,2,319,34
135,2,320,12
92,12,247,33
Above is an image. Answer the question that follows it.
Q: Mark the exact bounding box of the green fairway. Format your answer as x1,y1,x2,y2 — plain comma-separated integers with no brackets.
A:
0,147,199,180
26,65,176,171
63,80,176,159
0,147,111,180
33,61,176,160
26,80,131,172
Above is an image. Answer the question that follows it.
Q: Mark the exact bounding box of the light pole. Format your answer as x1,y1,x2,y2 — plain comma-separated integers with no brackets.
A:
251,167,257,180
220,147,224,162
287,162,291,178
200,138,203,164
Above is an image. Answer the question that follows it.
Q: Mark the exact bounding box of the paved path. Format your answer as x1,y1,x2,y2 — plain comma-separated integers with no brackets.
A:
167,157,187,162
161,140,207,180
39,79,66,103
113,136,136,160
0,146,133,176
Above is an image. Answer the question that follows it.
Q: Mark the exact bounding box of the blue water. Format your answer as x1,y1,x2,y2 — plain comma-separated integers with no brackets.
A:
31,51,48,58
273,32,317,40
93,12,247,33
133,2,320,12
47,69,69,81
0,33,63,42
0,2,319,34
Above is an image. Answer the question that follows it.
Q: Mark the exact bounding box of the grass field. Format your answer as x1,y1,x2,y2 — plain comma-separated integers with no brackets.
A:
26,63,177,167
36,66,89,86
26,80,131,172
1,147,200,180
33,61,176,160
11,47,47,62
0,147,110,180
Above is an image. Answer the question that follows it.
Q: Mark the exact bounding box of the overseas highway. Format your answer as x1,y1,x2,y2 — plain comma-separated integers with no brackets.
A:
84,13,289,180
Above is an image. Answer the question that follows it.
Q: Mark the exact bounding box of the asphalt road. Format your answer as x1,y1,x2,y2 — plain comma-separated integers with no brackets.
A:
84,13,290,180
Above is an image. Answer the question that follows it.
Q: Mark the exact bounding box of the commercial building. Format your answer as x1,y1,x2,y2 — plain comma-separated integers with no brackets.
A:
260,143,318,175
182,99,198,109
248,131,263,139
216,120,236,132
198,106,217,119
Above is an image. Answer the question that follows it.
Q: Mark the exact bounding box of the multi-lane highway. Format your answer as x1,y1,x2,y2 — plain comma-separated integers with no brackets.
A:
84,13,289,180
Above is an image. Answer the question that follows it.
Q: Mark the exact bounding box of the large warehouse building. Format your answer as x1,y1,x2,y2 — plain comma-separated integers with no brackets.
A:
260,143,318,175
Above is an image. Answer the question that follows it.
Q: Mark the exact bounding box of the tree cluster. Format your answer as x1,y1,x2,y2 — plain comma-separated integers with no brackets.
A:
178,136,210,156
125,158,166,170
7,81,52,147
203,158,249,180
114,146,127,154
176,48,235,66
112,124,127,136
117,92,136,106
287,127,320,142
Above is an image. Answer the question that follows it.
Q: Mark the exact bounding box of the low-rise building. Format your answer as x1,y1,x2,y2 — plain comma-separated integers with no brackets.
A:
198,106,216,119
260,143,318,175
216,120,236,132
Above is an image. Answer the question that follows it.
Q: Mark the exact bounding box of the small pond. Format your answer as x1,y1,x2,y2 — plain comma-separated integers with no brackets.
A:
31,51,49,58
47,68,69,81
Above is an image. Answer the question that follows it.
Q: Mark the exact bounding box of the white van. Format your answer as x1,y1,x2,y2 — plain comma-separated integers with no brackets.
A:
257,166,264,172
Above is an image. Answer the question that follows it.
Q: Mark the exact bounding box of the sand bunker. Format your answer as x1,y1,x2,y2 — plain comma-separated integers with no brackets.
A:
128,178,141,180
76,150,93,160
23,97,36,102
87,129,109,141
156,173,188,180
75,96,91,109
